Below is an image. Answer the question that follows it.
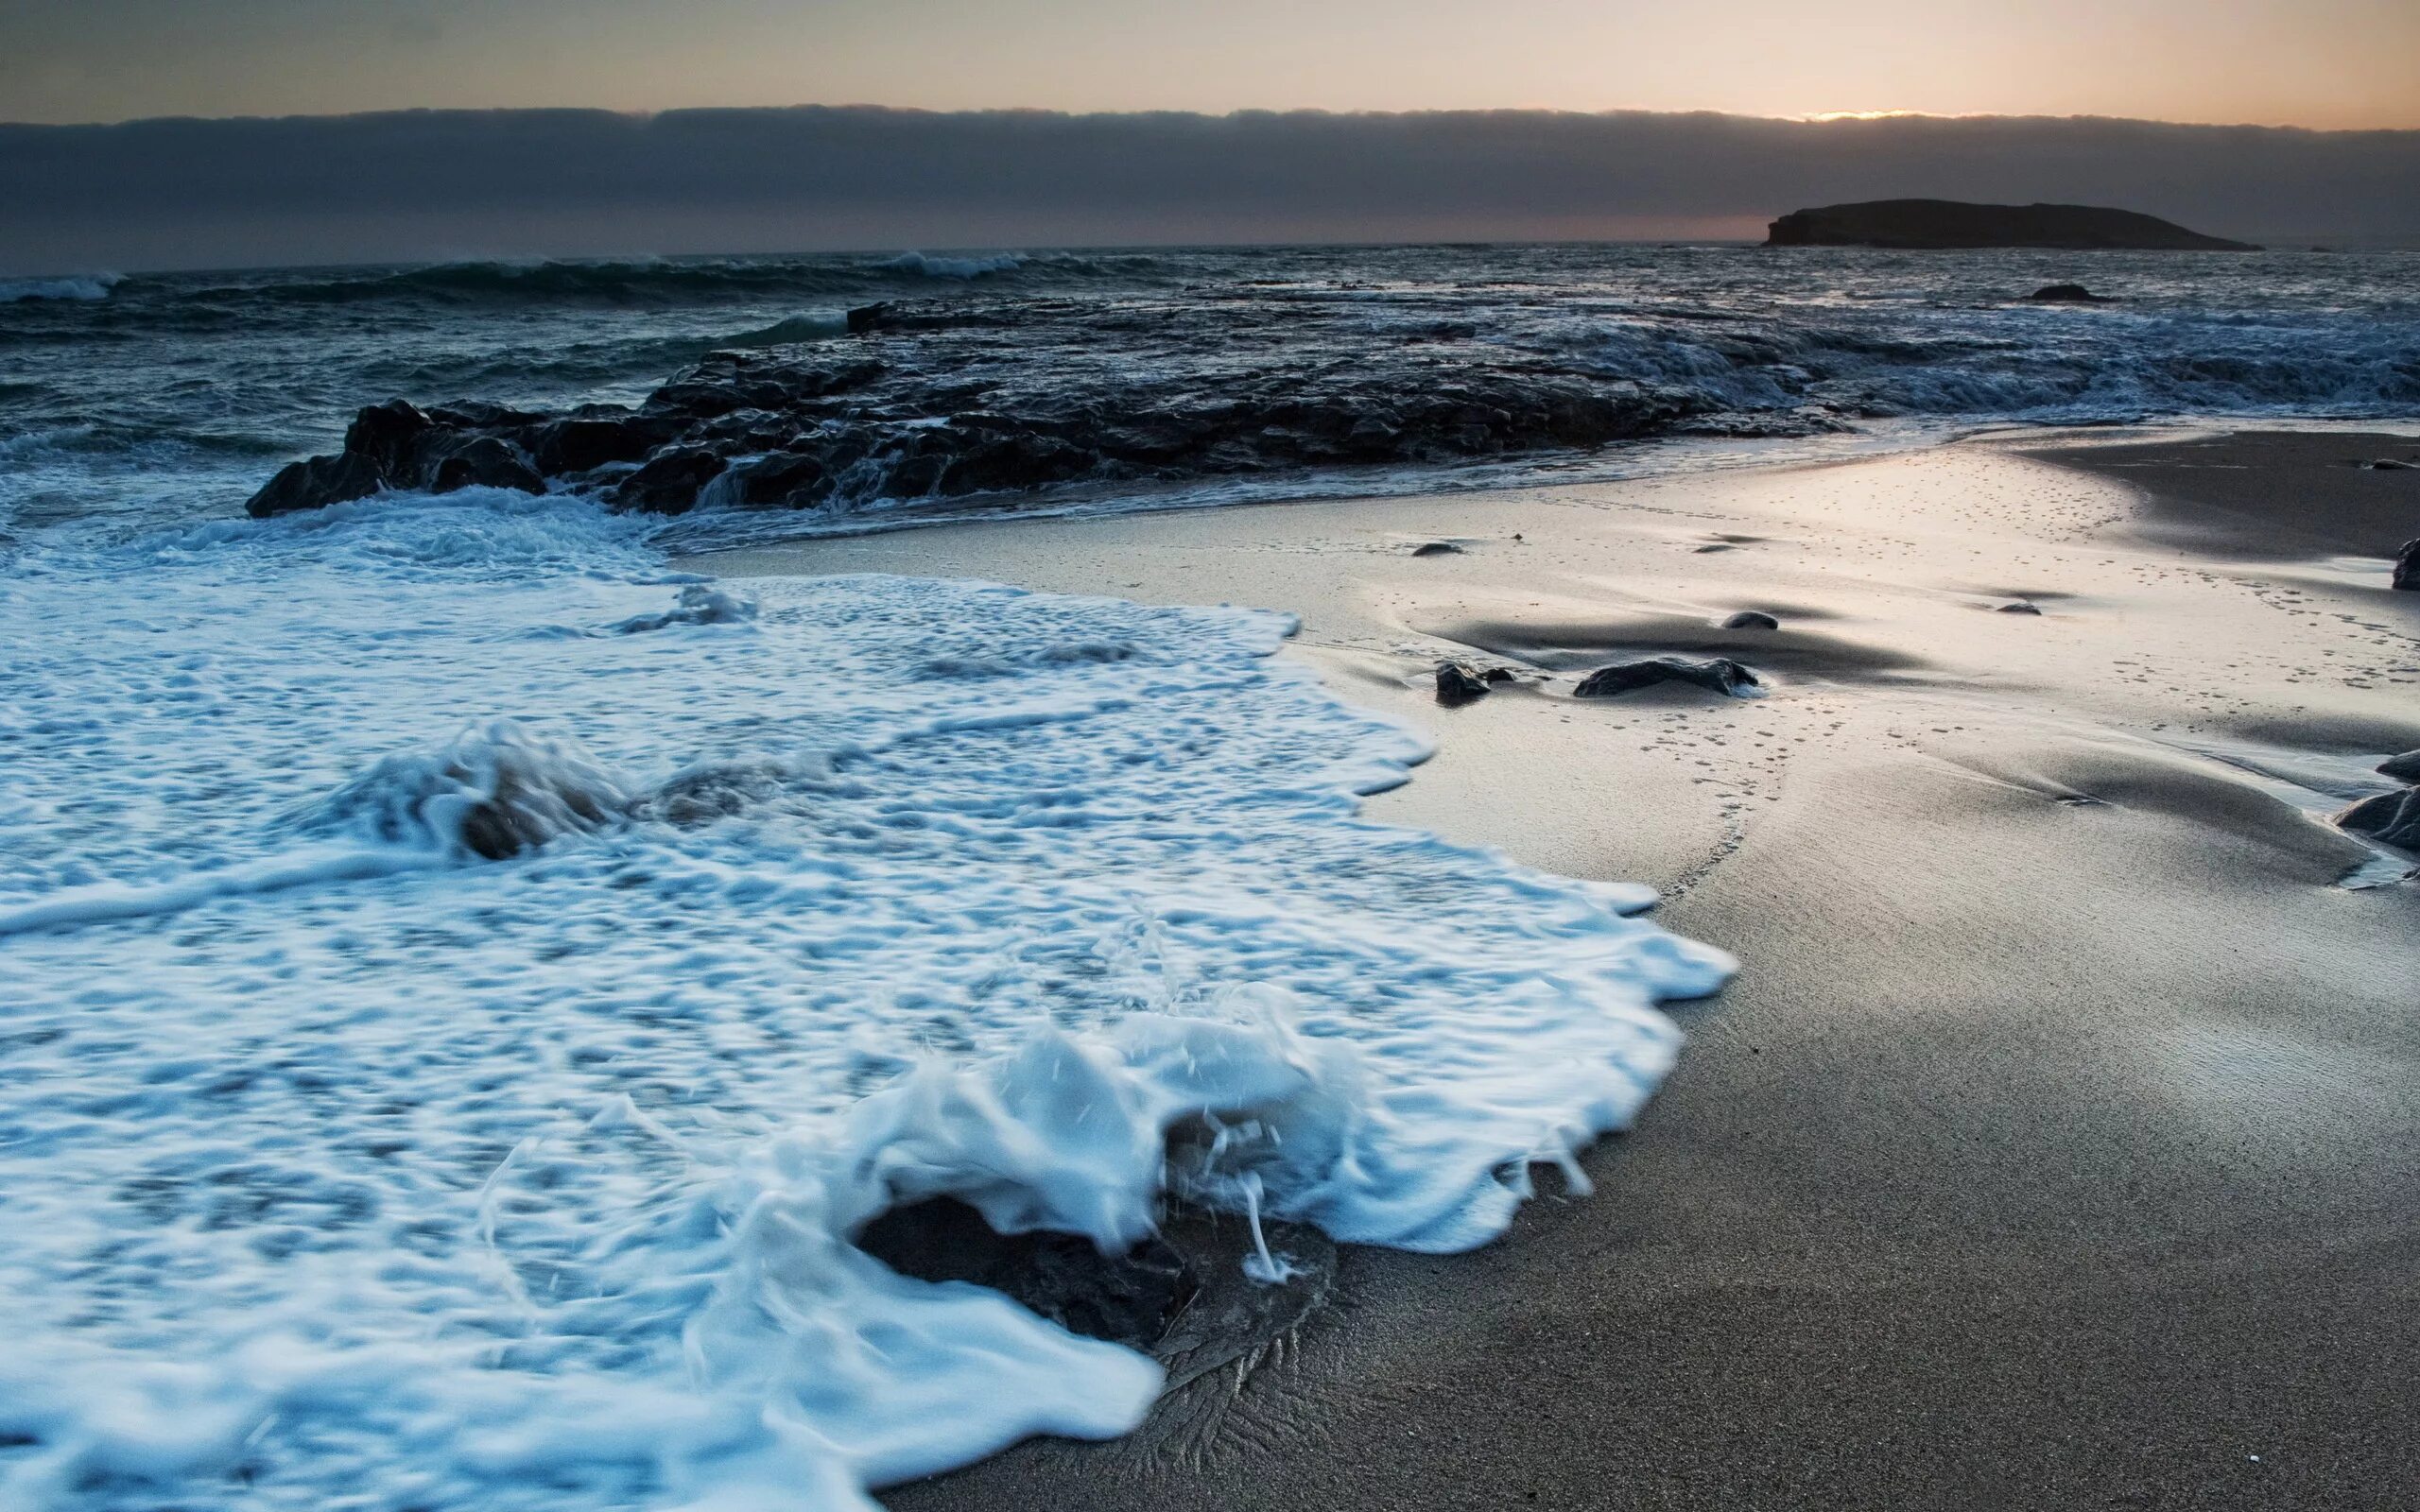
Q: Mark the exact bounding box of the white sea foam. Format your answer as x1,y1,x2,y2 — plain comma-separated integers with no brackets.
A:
0,486,1730,1509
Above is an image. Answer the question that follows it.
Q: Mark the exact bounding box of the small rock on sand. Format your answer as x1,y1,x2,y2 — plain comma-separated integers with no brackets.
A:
1997,601,2044,614
1720,610,1781,630
1435,662,1494,706
2337,788,2420,851
1411,541,1463,557
1574,657,1762,699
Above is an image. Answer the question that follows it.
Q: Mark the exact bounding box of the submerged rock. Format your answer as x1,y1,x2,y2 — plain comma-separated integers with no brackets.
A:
2028,284,2113,303
856,1197,1195,1351
610,584,758,635
1574,656,1762,699
1434,661,1494,706
2337,788,2420,851
313,722,631,860
1720,610,1781,630
2395,539,2419,591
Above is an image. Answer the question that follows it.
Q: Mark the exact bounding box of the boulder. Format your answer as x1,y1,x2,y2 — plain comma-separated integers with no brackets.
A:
1435,662,1494,706
2395,539,2420,592
612,448,729,513
532,414,679,474
2377,750,2420,783
1574,656,1762,699
429,435,544,495
343,399,436,477
247,451,386,517
2337,789,2420,852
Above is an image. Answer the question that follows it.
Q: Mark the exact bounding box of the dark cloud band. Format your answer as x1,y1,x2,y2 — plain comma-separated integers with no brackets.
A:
4,106,2413,272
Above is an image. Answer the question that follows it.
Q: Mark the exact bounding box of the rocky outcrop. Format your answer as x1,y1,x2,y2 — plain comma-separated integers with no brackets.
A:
249,400,548,516
2395,538,2419,591
245,299,1725,521
1573,657,1762,698
1765,200,2257,251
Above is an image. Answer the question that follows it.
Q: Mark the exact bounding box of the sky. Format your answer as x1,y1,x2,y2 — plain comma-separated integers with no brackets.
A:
6,0,2420,130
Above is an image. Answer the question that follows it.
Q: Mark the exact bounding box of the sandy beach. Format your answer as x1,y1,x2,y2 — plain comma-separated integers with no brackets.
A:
687,430,2420,1509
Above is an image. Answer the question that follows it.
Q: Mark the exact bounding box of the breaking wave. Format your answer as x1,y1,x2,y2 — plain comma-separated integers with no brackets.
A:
0,273,120,302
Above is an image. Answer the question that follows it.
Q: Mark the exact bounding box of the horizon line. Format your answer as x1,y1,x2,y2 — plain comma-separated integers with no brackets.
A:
10,101,2420,137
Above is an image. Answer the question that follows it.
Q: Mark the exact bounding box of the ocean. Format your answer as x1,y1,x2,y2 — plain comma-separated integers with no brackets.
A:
2,243,2415,1510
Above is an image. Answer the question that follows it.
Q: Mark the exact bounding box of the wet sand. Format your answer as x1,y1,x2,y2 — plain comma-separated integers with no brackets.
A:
690,432,2420,1509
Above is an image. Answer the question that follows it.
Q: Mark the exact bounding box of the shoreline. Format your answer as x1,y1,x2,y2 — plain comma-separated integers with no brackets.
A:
686,428,2420,1508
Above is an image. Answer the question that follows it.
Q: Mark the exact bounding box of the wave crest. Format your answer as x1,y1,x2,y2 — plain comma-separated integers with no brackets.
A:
0,274,121,303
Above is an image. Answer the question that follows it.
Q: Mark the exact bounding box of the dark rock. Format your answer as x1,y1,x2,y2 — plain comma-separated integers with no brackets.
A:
1435,662,1494,706
2395,539,2420,592
2377,750,2420,783
430,435,544,495
2337,789,2420,851
846,302,891,335
1481,666,1516,682
1720,610,1781,629
1997,601,2044,614
532,414,679,474
2361,458,2414,471
612,448,729,513
2028,284,2112,303
247,451,386,517
856,1196,1195,1351
1765,199,2258,251
1574,656,1762,699
1410,541,1463,557
344,400,436,476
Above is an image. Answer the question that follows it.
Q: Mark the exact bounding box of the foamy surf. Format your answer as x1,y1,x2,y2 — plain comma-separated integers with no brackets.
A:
0,486,1730,1510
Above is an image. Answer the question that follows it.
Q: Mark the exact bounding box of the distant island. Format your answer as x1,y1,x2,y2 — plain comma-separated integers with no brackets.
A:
1766,198,2259,250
